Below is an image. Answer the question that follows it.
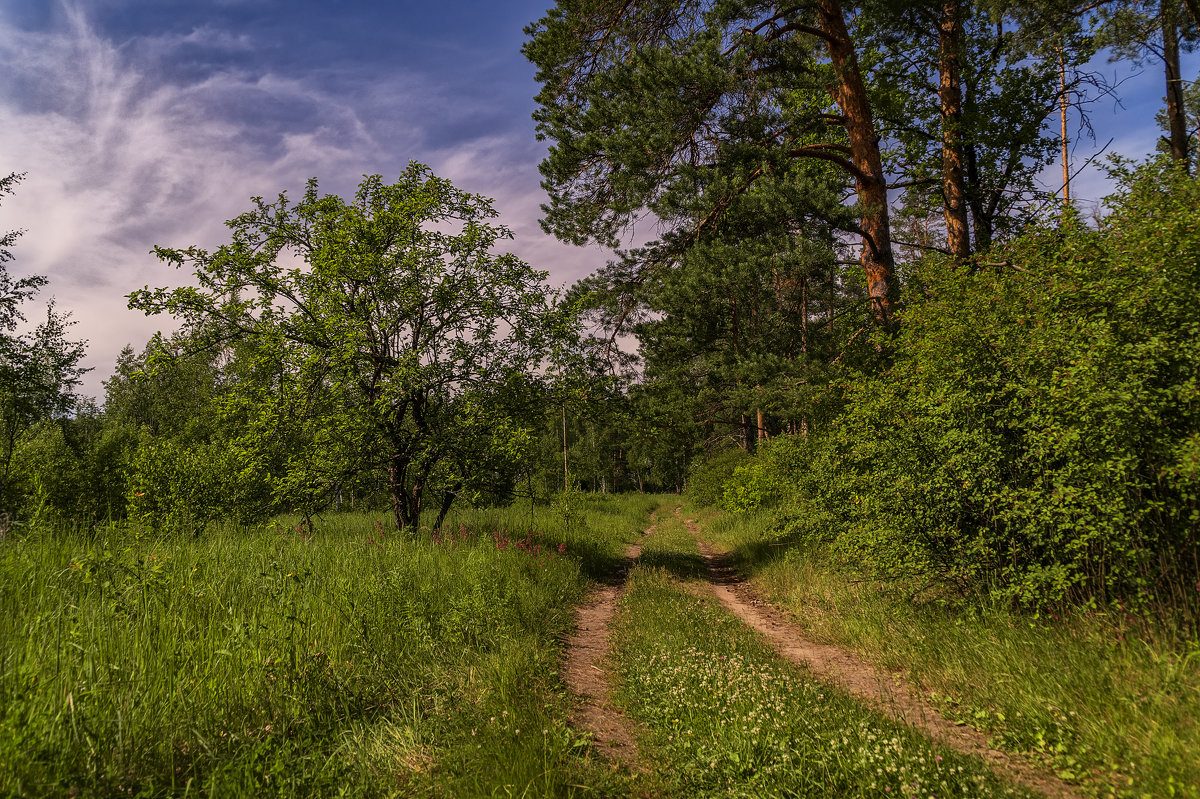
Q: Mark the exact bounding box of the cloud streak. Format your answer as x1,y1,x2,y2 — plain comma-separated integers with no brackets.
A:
0,2,605,399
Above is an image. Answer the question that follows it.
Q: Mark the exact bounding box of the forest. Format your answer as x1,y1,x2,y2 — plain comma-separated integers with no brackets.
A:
1,0,1199,797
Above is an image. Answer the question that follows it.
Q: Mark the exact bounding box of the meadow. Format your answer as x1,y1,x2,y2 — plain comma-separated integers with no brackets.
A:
5,494,1197,798
608,512,1030,799
0,495,658,798
700,508,1200,799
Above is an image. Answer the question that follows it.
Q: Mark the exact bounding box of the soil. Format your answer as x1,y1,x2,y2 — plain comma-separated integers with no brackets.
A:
678,510,1084,799
560,527,651,771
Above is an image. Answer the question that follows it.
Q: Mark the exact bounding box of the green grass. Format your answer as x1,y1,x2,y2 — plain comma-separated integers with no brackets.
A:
609,512,1028,798
700,508,1200,798
0,493,663,798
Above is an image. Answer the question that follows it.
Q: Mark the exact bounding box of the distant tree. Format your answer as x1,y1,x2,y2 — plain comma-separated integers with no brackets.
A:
130,165,576,532
0,172,89,512
103,335,223,440
1097,0,1198,170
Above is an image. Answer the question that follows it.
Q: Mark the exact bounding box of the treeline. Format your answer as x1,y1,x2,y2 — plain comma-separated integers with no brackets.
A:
523,1,1200,612
705,162,1200,612
0,166,646,536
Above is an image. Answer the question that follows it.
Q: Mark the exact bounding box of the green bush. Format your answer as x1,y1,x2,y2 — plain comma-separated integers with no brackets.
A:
686,447,752,507
127,435,272,534
767,159,1200,610
720,437,807,512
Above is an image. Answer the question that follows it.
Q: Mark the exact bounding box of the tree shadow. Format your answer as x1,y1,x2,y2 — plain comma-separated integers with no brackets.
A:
635,549,709,581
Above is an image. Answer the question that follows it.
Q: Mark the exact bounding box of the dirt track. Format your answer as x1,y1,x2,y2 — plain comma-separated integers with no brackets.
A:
678,509,1083,799
560,530,648,770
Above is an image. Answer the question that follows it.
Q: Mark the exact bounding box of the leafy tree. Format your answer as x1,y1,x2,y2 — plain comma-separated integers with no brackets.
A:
733,158,1200,610
130,165,575,532
0,172,88,513
103,336,223,441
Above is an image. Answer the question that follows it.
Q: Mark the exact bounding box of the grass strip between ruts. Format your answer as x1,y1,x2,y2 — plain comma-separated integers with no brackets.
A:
609,514,1033,798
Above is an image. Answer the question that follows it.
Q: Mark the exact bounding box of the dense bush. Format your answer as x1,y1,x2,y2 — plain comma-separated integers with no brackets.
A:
127,435,272,534
727,161,1200,610
686,447,753,507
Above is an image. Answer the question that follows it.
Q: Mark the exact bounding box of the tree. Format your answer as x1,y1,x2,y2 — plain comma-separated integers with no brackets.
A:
130,165,575,533
1098,0,1199,170
0,172,89,512
525,0,899,329
873,1,1066,252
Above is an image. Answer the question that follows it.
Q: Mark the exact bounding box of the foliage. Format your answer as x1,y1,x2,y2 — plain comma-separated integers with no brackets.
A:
0,172,89,516
130,165,576,532
717,160,1200,611
686,447,753,508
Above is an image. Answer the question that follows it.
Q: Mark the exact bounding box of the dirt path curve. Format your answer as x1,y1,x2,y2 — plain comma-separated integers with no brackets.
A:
678,509,1083,799
560,524,652,771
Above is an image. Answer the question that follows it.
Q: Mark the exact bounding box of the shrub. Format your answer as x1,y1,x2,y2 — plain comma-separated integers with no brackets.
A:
686,447,752,507
769,159,1200,611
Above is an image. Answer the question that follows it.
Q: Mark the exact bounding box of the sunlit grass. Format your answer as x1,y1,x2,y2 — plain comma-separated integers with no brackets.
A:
0,494,663,798
610,513,1027,797
701,508,1200,798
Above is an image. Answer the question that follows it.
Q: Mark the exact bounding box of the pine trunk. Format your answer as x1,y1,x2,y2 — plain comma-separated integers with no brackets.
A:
938,0,970,259
817,0,897,330
1058,49,1071,208
1163,3,1190,169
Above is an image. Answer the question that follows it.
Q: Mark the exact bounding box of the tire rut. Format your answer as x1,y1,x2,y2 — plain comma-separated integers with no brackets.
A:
677,509,1085,799
560,525,652,771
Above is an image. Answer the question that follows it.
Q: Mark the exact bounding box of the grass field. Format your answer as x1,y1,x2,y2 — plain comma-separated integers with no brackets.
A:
699,507,1200,799
7,495,1196,798
608,512,1029,798
0,494,661,798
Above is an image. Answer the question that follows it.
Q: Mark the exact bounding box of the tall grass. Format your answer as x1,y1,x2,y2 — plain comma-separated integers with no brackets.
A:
0,494,662,797
609,513,1028,797
701,508,1200,798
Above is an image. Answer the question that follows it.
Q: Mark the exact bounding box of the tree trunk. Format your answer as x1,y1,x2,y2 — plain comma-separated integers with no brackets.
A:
800,276,809,354
963,72,994,251
1058,49,1072,208
434,480,461,531
817,0,897,330
388,458,410,531
938,0,970,259
1163,2,1190,169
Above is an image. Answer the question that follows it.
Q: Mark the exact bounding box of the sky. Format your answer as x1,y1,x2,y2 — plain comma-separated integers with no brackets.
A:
0,0,1195,400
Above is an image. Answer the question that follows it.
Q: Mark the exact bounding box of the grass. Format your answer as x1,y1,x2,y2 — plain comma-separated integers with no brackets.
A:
0,493,663,798
699,507,1200,799
609,511,1029,798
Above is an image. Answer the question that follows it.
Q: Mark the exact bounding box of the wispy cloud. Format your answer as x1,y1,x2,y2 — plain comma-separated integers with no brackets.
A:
0,2,596,399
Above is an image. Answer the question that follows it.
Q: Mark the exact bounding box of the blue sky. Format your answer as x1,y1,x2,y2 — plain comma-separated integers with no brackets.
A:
0,0,1194,398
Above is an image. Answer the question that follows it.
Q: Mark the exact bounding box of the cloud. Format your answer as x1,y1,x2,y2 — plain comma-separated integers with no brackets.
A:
0,4,428,398
0,2,619,401
429,133,608,290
